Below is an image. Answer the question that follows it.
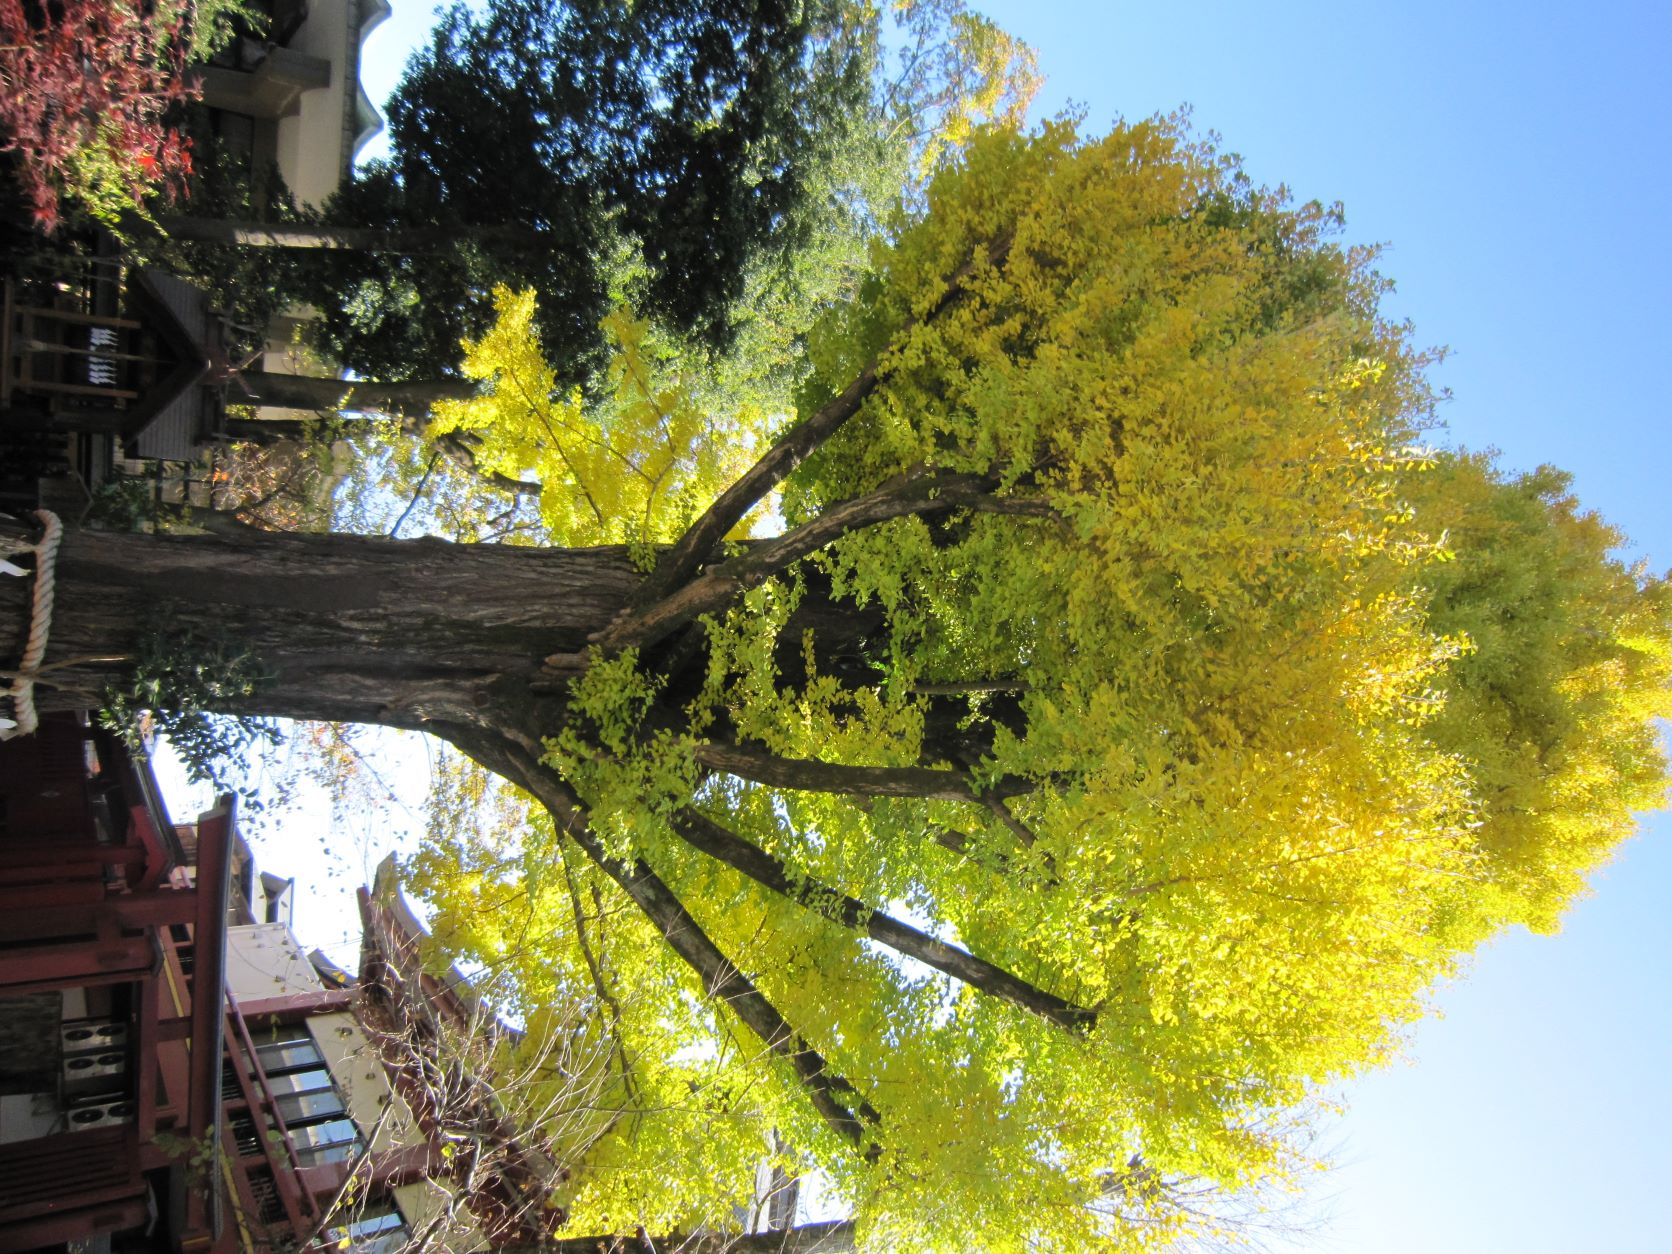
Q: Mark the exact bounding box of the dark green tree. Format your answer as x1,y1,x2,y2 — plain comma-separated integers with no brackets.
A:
159,1,1039,396
299,0,872,384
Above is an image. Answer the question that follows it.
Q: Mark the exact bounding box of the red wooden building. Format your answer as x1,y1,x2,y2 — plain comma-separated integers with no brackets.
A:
0,712,577,1252
0,717,432,1253
0,713,234,1252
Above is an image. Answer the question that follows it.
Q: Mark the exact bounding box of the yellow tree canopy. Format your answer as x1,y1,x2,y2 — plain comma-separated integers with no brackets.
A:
424,294,771,549
393,121,1671,1252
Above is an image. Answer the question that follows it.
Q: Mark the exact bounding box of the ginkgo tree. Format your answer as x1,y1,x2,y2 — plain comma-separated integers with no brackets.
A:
420,292,774,550
5,120,1668,1252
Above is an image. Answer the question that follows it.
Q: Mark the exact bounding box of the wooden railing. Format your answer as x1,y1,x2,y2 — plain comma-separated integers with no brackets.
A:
219,990,320,1242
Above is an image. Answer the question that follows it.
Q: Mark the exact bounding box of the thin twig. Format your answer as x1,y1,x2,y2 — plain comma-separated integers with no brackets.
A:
390,451,443,538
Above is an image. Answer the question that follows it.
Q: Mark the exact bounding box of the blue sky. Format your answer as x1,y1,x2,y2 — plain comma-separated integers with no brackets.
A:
967,3,1670,1250
184,4,1669,1250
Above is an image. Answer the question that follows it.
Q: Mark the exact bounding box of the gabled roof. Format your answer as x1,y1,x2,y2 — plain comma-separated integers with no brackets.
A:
121,268,226,461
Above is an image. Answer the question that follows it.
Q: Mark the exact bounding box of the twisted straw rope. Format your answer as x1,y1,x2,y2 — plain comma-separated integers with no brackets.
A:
0,510,63,740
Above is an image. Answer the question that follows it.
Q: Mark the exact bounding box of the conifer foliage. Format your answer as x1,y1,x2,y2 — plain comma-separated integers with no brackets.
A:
304,0,877,383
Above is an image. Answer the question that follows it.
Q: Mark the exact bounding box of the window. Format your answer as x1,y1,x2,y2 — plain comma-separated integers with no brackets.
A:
265,1067,332,1097
266,1064,346,1124
257,1035,325,1075
252,1031,365,1167
291,1118,362,1167
276,1087,347,1125
324,1202,411,1253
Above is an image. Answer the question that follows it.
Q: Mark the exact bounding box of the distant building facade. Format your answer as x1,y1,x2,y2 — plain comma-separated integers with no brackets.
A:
196,0,390,212
1,0,388,513
0,713,236,1252
0,716,550,1252
1,262,241,513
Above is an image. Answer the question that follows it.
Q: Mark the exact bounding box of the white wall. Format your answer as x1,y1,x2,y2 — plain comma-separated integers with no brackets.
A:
274,0,353,208
226,923,323,1001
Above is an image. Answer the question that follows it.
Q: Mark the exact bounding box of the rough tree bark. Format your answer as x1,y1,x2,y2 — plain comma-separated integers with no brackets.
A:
0,507,1023,1163
0,224,1059,1187
0,521,637,736
236,370,478,415
157,216,541,253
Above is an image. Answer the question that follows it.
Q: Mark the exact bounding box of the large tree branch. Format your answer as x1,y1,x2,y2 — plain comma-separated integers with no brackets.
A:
473,737,880,1158
157,215,542,252
236,369,479,414
546,795,882,1157
672,809,1095,1031
692,743,1031,804
596,470,1055,652
489,1219,856,1254
632,233,1015,614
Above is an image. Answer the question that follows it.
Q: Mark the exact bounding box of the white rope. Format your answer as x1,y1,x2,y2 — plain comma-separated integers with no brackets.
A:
0,510,63,740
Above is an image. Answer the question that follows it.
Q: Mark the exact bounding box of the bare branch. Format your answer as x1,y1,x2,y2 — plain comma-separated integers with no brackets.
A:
558,844,639,1117
390,451,444,538
432,431,544,498
596,469,1055,652
672,809,1095,1031
692,743,1030,804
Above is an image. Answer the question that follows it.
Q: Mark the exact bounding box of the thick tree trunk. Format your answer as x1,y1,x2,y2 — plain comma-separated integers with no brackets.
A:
0,520,639,737
222,413,541,499
157,216,541,253
0,513,1049,1171
238,370,478,415
491,1220,855,1253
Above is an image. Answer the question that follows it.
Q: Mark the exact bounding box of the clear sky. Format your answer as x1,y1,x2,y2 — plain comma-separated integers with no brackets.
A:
968,3,1671,1251
165,4,1670,1251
